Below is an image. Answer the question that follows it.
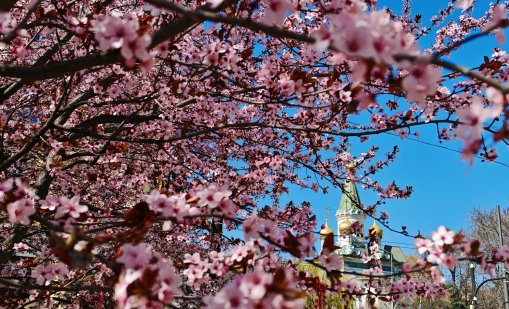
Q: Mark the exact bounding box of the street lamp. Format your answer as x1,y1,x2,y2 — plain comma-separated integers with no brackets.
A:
470,276,507,309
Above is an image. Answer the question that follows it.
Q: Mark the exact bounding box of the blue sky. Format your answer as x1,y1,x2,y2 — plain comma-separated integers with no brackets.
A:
281,1,509,253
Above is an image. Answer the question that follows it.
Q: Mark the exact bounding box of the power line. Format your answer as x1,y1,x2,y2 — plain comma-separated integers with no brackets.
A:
388,131,509,169
383,240,415,246
347,121,509,169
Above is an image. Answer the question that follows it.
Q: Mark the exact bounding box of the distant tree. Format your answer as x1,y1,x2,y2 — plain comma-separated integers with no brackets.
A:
467,206,509,308
448,284,468,309
470,206,509,251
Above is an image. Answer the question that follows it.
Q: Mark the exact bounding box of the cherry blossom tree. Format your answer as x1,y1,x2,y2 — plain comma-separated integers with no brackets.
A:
0,0,508,308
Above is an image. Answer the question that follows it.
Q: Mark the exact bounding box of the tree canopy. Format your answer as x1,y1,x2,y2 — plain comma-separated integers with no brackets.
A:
0,0,508,308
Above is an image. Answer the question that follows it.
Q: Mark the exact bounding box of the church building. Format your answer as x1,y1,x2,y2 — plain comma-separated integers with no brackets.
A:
318,180,407,309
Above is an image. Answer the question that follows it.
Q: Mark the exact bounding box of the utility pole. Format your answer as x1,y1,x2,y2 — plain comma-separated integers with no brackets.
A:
497,205,509,309
470,263,477,309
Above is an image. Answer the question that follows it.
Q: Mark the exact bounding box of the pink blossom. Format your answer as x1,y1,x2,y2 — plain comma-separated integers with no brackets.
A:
227,241,257,264
263,0,295,26
91,14,152,64
342,278,360,294
206,282,252,309
297,233,316,258
209,251,225,261
311,28,331,51
209,260,227,276
333,22,375,59
486,86,507,113
355,90,373,111
183,263,209,287
33,264,54,285
121,34,152,65
117,243,152,270
439,253,458,270
207,0,223,9
114,275,131,307
430,266,444,283
184,252,202,264
156,263,181,303
146,190,197,219
431,226,455,247
51,262,70,280
484,5,507,44
91,15,138,50
415,238,433,254
8,178,37,198
13,242,29,252
146,190,173,216
317,251,344,272
243,215,261,240
196,183,232,209
460,234,480,257
454,97,501,143
0,12,11,35
239,268,273,301
279,74,295,97
401,64,441,104
55,196,88,219
40,196,59,211
201,41,226,66
7,198,35,225
455,0,473,10
32,263,69,285
401,263,412,273
0,178,14,192
107,84,122,98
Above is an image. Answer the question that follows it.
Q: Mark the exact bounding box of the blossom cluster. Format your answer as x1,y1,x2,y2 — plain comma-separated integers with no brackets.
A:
0,178,37,225
415,225,509,280
455,95,504,162
91,13,152,66
315,9,419,64
415,226,458,271
115,243,182,308
205,267,304,309
389,277,446,301
41,195,88,219
145,183,237,222
183,251,227,287
32,262,70,286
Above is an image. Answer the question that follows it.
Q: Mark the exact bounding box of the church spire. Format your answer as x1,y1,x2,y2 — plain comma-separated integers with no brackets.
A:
320,206,333,239
335,179,366,239
337,181,363,216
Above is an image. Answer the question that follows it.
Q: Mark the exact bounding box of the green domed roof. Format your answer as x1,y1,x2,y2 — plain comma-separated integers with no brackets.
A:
337,181,363,215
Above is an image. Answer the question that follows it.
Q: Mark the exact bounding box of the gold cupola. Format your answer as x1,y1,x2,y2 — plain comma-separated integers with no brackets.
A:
369,220,383,239
338,214,352,235
320,206,334,239
319,218,334,239
346,161,356,171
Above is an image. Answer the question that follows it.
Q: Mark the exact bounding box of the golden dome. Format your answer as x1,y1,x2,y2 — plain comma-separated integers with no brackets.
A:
319,224,333,239
319,215,333,239
369,221,383,238
346,162,356,171
338,217,352,235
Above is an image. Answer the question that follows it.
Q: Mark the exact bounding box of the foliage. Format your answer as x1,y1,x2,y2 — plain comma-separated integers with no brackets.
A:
448,284,468,309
